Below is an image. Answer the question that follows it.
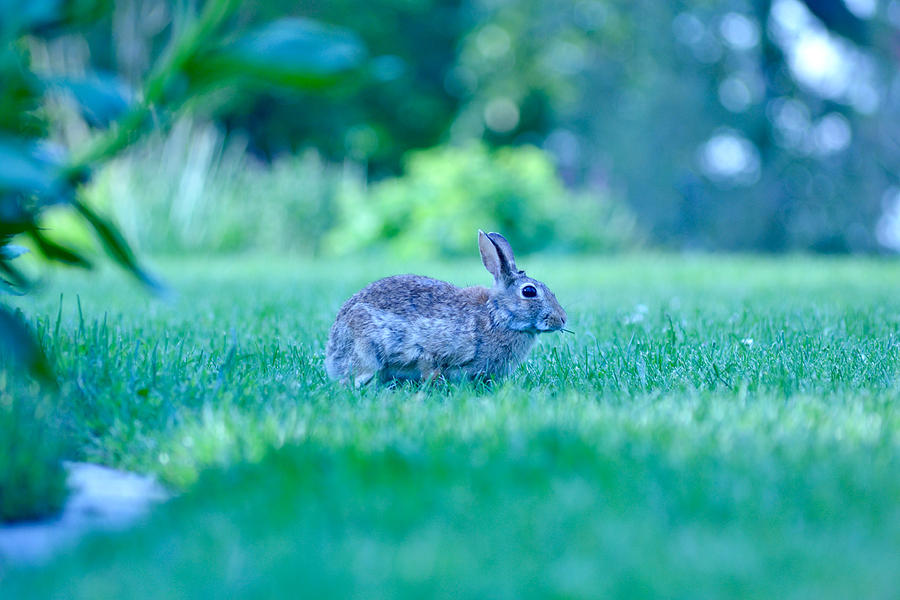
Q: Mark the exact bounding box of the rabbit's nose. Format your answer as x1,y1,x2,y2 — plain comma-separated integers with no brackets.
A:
545,312,566,330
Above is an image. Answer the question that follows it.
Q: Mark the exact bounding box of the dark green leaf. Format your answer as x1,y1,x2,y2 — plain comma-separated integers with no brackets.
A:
28,229,91,268
200,18,366,89
45,74,132,128
0,304,53,380
73,199,164,292
0,260,28,294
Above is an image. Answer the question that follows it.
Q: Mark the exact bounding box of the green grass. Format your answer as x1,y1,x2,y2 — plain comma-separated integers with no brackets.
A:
2,254,900,598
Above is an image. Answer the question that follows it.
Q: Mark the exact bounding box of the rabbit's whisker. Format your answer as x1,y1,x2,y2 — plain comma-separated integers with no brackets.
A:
561,328,575,334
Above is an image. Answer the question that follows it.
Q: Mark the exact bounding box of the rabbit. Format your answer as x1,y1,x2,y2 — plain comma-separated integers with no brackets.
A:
325,230,567,387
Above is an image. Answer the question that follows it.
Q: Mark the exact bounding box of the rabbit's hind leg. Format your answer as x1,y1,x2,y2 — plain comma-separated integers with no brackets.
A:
353,370,376,388
350,339,382,388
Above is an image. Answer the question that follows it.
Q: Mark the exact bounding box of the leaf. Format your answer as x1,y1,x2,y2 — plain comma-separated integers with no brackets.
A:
197,18,366,89
0,304,53,381
73,199,164,292
28,228,91,268
45,73,133,128
0,258,29,295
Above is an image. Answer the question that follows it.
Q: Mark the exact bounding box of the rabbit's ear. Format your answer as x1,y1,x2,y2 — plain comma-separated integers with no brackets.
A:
479,230,515,285
486,232,518,273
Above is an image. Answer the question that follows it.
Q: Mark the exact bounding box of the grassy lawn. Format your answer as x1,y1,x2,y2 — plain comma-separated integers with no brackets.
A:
2,253,900,598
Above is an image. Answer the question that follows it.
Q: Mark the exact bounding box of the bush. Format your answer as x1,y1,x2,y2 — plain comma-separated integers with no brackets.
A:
0,380,68,523
324,143,639,258
73,119,357,256
60,135,637,259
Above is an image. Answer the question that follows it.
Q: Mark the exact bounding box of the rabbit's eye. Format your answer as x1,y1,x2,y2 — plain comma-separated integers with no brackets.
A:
521,285,538,298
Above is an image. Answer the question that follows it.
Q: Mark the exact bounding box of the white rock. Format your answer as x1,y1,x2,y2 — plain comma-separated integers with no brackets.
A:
0,462,167,564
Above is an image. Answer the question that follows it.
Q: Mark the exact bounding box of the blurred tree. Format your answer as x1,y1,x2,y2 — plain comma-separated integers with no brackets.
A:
451,0,898,252
197,0,897,253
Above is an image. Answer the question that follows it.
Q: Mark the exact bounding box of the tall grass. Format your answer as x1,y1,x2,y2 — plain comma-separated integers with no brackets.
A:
51,118,640,259
0,379,69,522
80,118,362,255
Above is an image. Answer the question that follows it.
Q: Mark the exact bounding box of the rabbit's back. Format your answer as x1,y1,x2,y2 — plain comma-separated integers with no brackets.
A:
346,275,483,319
325,275,490,384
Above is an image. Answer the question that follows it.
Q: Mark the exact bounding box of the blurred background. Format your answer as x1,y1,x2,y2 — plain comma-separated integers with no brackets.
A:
3,0,900,551
7,0,900,261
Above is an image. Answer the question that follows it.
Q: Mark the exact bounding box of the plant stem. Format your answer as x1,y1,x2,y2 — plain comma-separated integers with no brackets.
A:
62,0,239,180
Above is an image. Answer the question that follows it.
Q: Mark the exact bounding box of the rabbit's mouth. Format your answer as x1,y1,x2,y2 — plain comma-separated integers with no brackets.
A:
537,316,567,332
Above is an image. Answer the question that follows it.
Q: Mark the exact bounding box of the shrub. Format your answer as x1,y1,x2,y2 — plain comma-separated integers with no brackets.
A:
74,118,357,256
325,143,639,258
0,381,68,523
63,137,637,258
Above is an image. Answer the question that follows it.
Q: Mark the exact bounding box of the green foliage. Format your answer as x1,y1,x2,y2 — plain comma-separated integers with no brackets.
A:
327,143,638,258
0,0,365,374
70,136,634,258
208,0,464,168
2,254,900,592
193,18,365,90
76,119,352,255
0,0,365,282
13,0,895,253
0,382,68,522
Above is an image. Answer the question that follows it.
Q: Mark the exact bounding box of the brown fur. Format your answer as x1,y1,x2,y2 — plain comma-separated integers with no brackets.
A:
325,231,566,386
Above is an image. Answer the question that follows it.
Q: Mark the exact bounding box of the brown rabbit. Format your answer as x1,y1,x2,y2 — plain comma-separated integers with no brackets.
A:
325,230,567,386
